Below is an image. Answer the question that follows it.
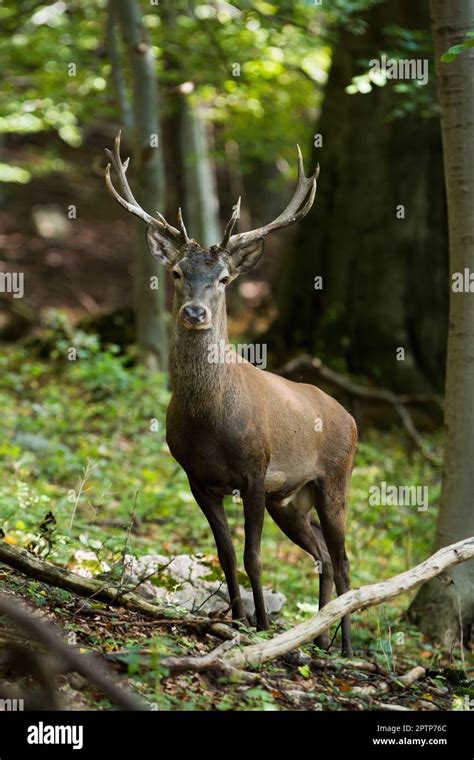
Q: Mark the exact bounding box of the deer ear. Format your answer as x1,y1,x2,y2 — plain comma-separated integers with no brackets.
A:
146,226,180,269
228,237,265,274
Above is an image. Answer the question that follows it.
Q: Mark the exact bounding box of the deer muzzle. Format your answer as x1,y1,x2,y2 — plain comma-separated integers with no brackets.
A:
180,303,212,330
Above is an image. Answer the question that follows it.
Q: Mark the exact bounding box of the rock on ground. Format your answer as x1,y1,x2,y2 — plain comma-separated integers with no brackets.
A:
122,553,286,621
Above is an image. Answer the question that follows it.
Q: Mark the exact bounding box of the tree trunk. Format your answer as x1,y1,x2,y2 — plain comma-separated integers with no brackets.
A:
160,0,221,249
115,0,168,371
106,0,133,131
408,0,474,645
271,0,448,392
181,100,221,247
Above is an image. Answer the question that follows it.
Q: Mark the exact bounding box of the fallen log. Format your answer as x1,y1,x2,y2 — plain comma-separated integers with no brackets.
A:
0,542,234,639
162,537,474,673
351,665,426,697
0,541,169,616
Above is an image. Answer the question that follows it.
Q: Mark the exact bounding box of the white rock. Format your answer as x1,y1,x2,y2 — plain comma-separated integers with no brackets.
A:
121,552,286,620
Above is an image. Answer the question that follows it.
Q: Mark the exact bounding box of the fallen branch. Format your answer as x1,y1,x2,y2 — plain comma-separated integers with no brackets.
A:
162,634,242,677
162,538,474,673
160,634,259,683
0,542,169,616
352,665,426,696
398,665,427,688
311,656,388,676
0,542,234,639
278,355,441,465
0,594,145,710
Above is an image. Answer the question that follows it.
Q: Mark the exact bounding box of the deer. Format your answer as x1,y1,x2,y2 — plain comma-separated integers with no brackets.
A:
105,133,357,656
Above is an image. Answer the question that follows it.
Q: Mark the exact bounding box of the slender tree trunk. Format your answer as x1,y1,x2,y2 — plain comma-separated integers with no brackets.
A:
181,100,221,247
408,0,474,644
106,0,133,131
160,0,221,247
114,0,168,371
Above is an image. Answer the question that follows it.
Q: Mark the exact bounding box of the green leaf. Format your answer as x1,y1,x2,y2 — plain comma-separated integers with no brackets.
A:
441,52,457,63
441,35,474,62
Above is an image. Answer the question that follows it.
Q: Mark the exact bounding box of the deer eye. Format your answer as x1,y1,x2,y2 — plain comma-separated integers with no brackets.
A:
172,270,181,280
219,276,229,285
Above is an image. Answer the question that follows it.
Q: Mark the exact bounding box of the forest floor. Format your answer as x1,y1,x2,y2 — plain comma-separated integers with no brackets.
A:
0,340,472,711
1,573,471,712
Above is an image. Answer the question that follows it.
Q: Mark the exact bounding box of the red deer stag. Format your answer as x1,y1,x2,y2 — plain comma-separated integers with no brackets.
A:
105,134,357,656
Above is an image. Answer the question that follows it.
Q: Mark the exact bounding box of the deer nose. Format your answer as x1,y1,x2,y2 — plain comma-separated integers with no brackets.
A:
181,304,208,325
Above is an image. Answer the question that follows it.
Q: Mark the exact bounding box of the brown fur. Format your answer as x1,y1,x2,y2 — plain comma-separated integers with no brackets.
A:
166,267,357,654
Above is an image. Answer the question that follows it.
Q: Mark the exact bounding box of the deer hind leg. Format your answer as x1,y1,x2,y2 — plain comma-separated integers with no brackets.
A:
313,477,353,657
266,485,334,650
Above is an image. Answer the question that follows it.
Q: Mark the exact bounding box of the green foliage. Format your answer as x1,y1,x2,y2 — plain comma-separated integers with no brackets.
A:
0,332,454,710
0,0,110,146
0,0,390,185
0,332,439,619
441,32,474,63
37,308,102,360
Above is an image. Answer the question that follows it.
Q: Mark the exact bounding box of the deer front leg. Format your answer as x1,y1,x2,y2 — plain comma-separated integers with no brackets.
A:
243,482,269,631
189,480,247,623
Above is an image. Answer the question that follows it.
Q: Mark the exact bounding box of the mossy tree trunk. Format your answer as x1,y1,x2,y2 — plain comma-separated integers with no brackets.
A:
408,0,474,645
180,100,221,247
114,0,168,371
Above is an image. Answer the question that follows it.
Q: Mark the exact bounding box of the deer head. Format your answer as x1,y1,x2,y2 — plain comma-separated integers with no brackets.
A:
105,132,319,331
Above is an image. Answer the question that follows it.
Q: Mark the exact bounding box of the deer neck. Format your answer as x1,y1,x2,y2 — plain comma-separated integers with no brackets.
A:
169,297,232,415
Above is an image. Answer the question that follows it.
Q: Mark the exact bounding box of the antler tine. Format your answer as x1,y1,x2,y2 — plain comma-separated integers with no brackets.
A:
177,207,190,244
225,147,318,251
271,145,319,224
105,163,158,227
104,131,139,207
220,196,241,250
154,210,183,242
104,132,184,243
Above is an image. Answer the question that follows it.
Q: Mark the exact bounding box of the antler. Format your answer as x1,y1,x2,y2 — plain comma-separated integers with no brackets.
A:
104,132,190,246
220,146,319,251
220,197,241,250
